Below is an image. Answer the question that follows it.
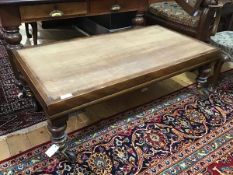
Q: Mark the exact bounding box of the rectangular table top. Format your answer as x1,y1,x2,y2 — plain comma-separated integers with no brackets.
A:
14,26,220,116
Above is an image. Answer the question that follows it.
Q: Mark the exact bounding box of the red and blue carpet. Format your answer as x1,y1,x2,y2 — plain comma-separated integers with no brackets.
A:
0,40,45,137
0,68,233,174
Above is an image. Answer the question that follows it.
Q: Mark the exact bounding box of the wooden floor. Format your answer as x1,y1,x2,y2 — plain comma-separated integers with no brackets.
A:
0,24,232,161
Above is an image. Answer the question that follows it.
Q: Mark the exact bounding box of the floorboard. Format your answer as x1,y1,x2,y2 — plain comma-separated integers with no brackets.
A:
6,134,32,156
26,126,50,147
0,140,10,160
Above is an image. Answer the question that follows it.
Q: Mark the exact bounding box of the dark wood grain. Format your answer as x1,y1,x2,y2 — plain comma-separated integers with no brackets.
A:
89,0,116,15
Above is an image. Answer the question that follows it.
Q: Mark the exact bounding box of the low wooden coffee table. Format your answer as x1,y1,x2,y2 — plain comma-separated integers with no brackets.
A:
11,26,223,162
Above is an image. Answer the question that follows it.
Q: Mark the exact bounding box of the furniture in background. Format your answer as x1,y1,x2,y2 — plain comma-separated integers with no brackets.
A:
211,31,233,59
11,26,223,162
0,0,148,51
24,11,140,44
145,0,222,41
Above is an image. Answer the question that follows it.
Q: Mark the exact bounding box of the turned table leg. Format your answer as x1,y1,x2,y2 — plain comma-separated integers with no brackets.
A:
3,26,22,50
48,117,76,162
196,64,212,95
132,11,146,27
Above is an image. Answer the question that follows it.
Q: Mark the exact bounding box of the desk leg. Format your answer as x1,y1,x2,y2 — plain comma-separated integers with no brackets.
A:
48,117,76,163
132,11,145,27
0,6,22,50
3,26,22,50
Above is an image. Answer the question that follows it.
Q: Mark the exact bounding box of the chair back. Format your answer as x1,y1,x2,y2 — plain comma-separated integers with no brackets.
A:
175,0,204,15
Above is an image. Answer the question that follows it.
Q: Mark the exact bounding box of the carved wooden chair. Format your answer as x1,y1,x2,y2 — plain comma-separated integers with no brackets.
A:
146,0,223,41
211,31,233,59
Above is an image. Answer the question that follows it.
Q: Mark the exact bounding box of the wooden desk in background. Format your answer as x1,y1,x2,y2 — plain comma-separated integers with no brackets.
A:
0,0,149,50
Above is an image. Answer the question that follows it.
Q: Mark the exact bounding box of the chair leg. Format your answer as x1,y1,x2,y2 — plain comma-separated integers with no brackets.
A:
210,52,230,88
30,22,38,45
228,14,233,31
25,23,32,38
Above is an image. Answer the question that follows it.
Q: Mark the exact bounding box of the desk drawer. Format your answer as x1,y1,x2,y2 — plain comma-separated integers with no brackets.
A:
89,0,146,15
117,0,147,12
89,0,116,15
20,2,87,22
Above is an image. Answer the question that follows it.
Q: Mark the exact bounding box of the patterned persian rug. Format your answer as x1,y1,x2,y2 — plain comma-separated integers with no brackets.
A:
1,70,233,175
0,40,46,137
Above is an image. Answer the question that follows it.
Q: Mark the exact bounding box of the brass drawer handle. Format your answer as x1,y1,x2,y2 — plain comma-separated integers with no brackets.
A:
111,4,121,11
49,10,64,17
